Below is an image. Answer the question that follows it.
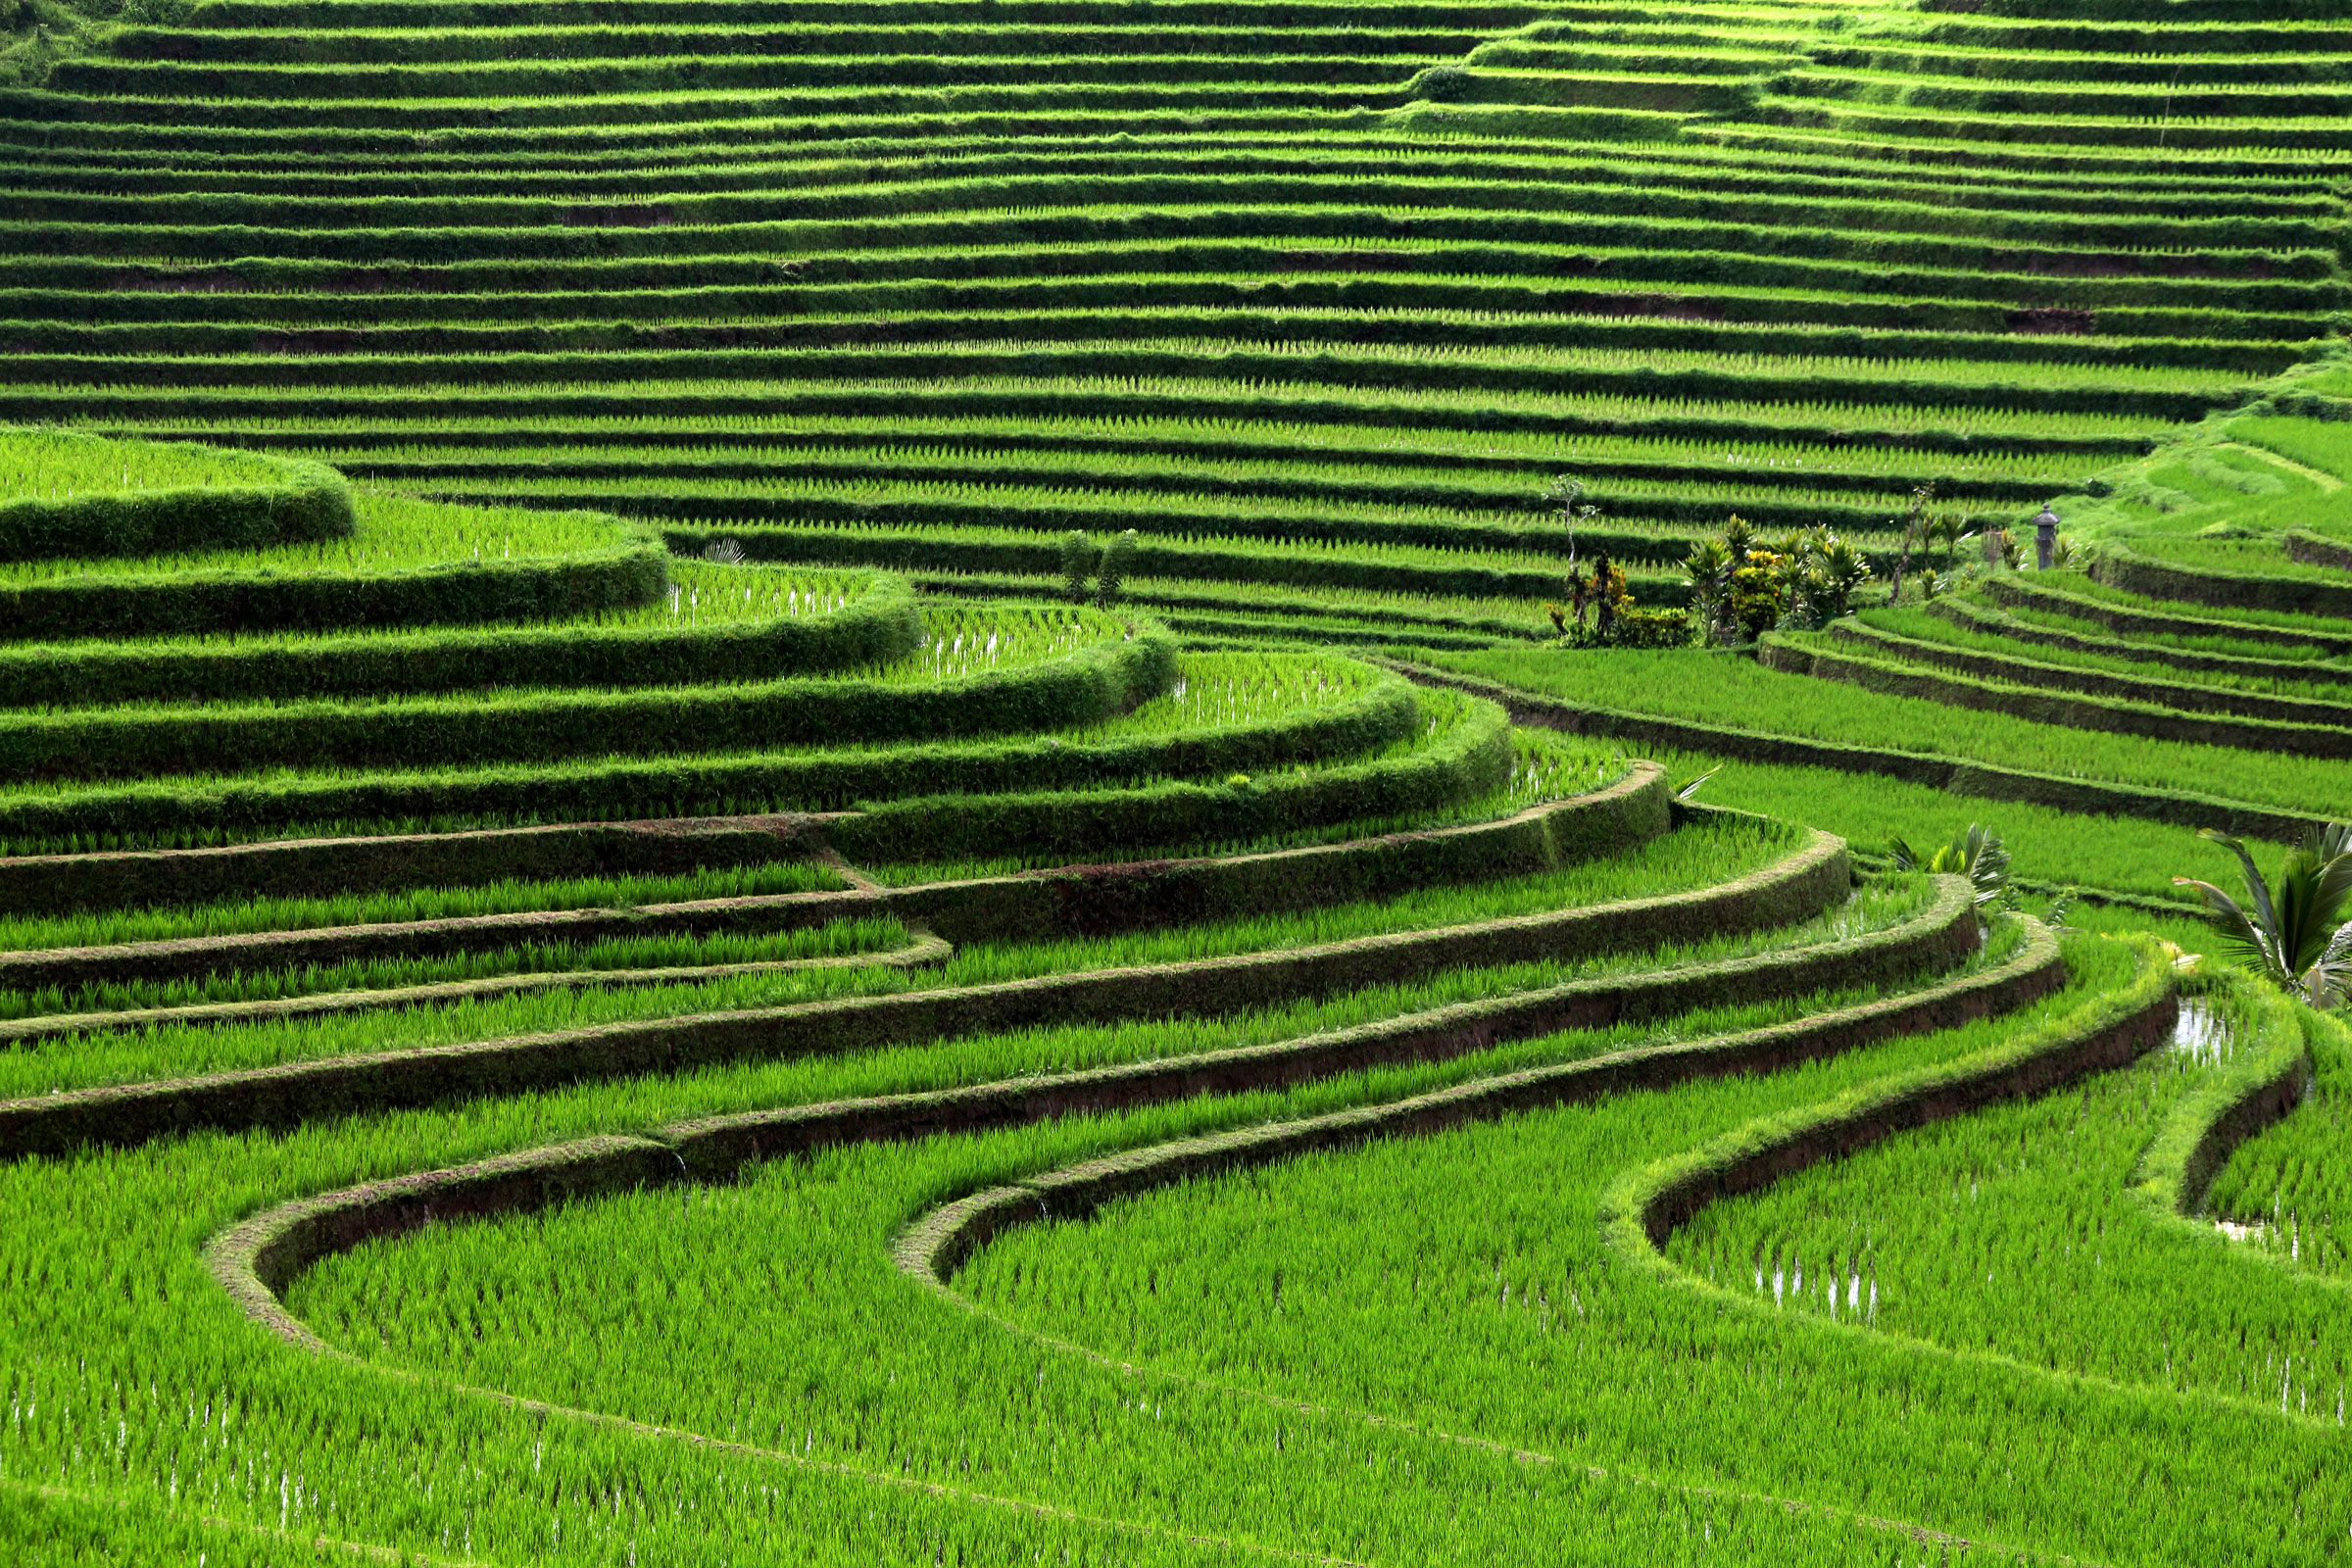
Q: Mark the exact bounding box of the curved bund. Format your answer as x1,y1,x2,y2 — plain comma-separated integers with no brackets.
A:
2,766,1739,1155
1408,662,2334,847
0,432,355,564
209,869,2017,1348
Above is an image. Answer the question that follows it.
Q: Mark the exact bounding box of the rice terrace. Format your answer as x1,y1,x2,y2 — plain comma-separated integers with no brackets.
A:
5,0,2352,1558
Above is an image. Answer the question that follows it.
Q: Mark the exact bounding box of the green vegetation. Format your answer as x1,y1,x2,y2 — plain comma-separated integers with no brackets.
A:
4,0,2352,1562
2175,825,2352,1007
4,0,2337,643
0,422,352,562
1423,644,2350,835
2207,1009,2352,1277
1663,970,2337,1413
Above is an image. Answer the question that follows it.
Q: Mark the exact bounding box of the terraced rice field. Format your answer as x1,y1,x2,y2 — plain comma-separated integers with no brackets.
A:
5,0,2352,1561
3,0,2347,638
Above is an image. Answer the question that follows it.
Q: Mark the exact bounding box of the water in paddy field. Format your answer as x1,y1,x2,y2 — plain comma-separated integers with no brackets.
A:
2169,998,2322,1261
2169,998,2240,1065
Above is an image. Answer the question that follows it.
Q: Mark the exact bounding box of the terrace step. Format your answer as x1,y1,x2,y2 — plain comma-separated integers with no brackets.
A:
0,0,2338,631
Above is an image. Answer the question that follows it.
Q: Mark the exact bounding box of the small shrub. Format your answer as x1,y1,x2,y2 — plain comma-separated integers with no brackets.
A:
1410,65,1474,102
1730,549,1788,640
1929,513,1976,568
1058,530,1098,603
1604,606,1692,650
1683,536,1735,644
1097,529,1138,608
1788,528,1871,627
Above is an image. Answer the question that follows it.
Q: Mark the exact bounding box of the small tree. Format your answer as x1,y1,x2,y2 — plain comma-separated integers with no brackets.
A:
1722,514,1755,563
1924,512,1969,570
1682,536,1735,643
1096,529,1138,608
1589,550,1623,640
1768,526,1871,630
1058,530,1098,604
1546,474,1598,559
1798,529,1872,624
1729,547,1788,640
1889,482,1934,604
1546,474,1603,634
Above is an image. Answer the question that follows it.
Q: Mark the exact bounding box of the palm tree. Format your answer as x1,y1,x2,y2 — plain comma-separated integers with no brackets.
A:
2175,825,2352,1007
1926,513,1977,570
1889,823,2011,921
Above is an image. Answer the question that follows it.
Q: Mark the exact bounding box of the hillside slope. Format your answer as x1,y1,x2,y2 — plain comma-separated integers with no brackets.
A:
0,0,2345,641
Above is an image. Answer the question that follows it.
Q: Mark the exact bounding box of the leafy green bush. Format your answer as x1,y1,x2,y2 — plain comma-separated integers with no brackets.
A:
1605,606,1693,650
1058,528,1097,602
1098,528,1138,608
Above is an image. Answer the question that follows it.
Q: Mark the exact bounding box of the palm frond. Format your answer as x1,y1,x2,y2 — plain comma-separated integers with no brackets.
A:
1673,765,1721,803
2199,830,2281,948
2175,875,2281,983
